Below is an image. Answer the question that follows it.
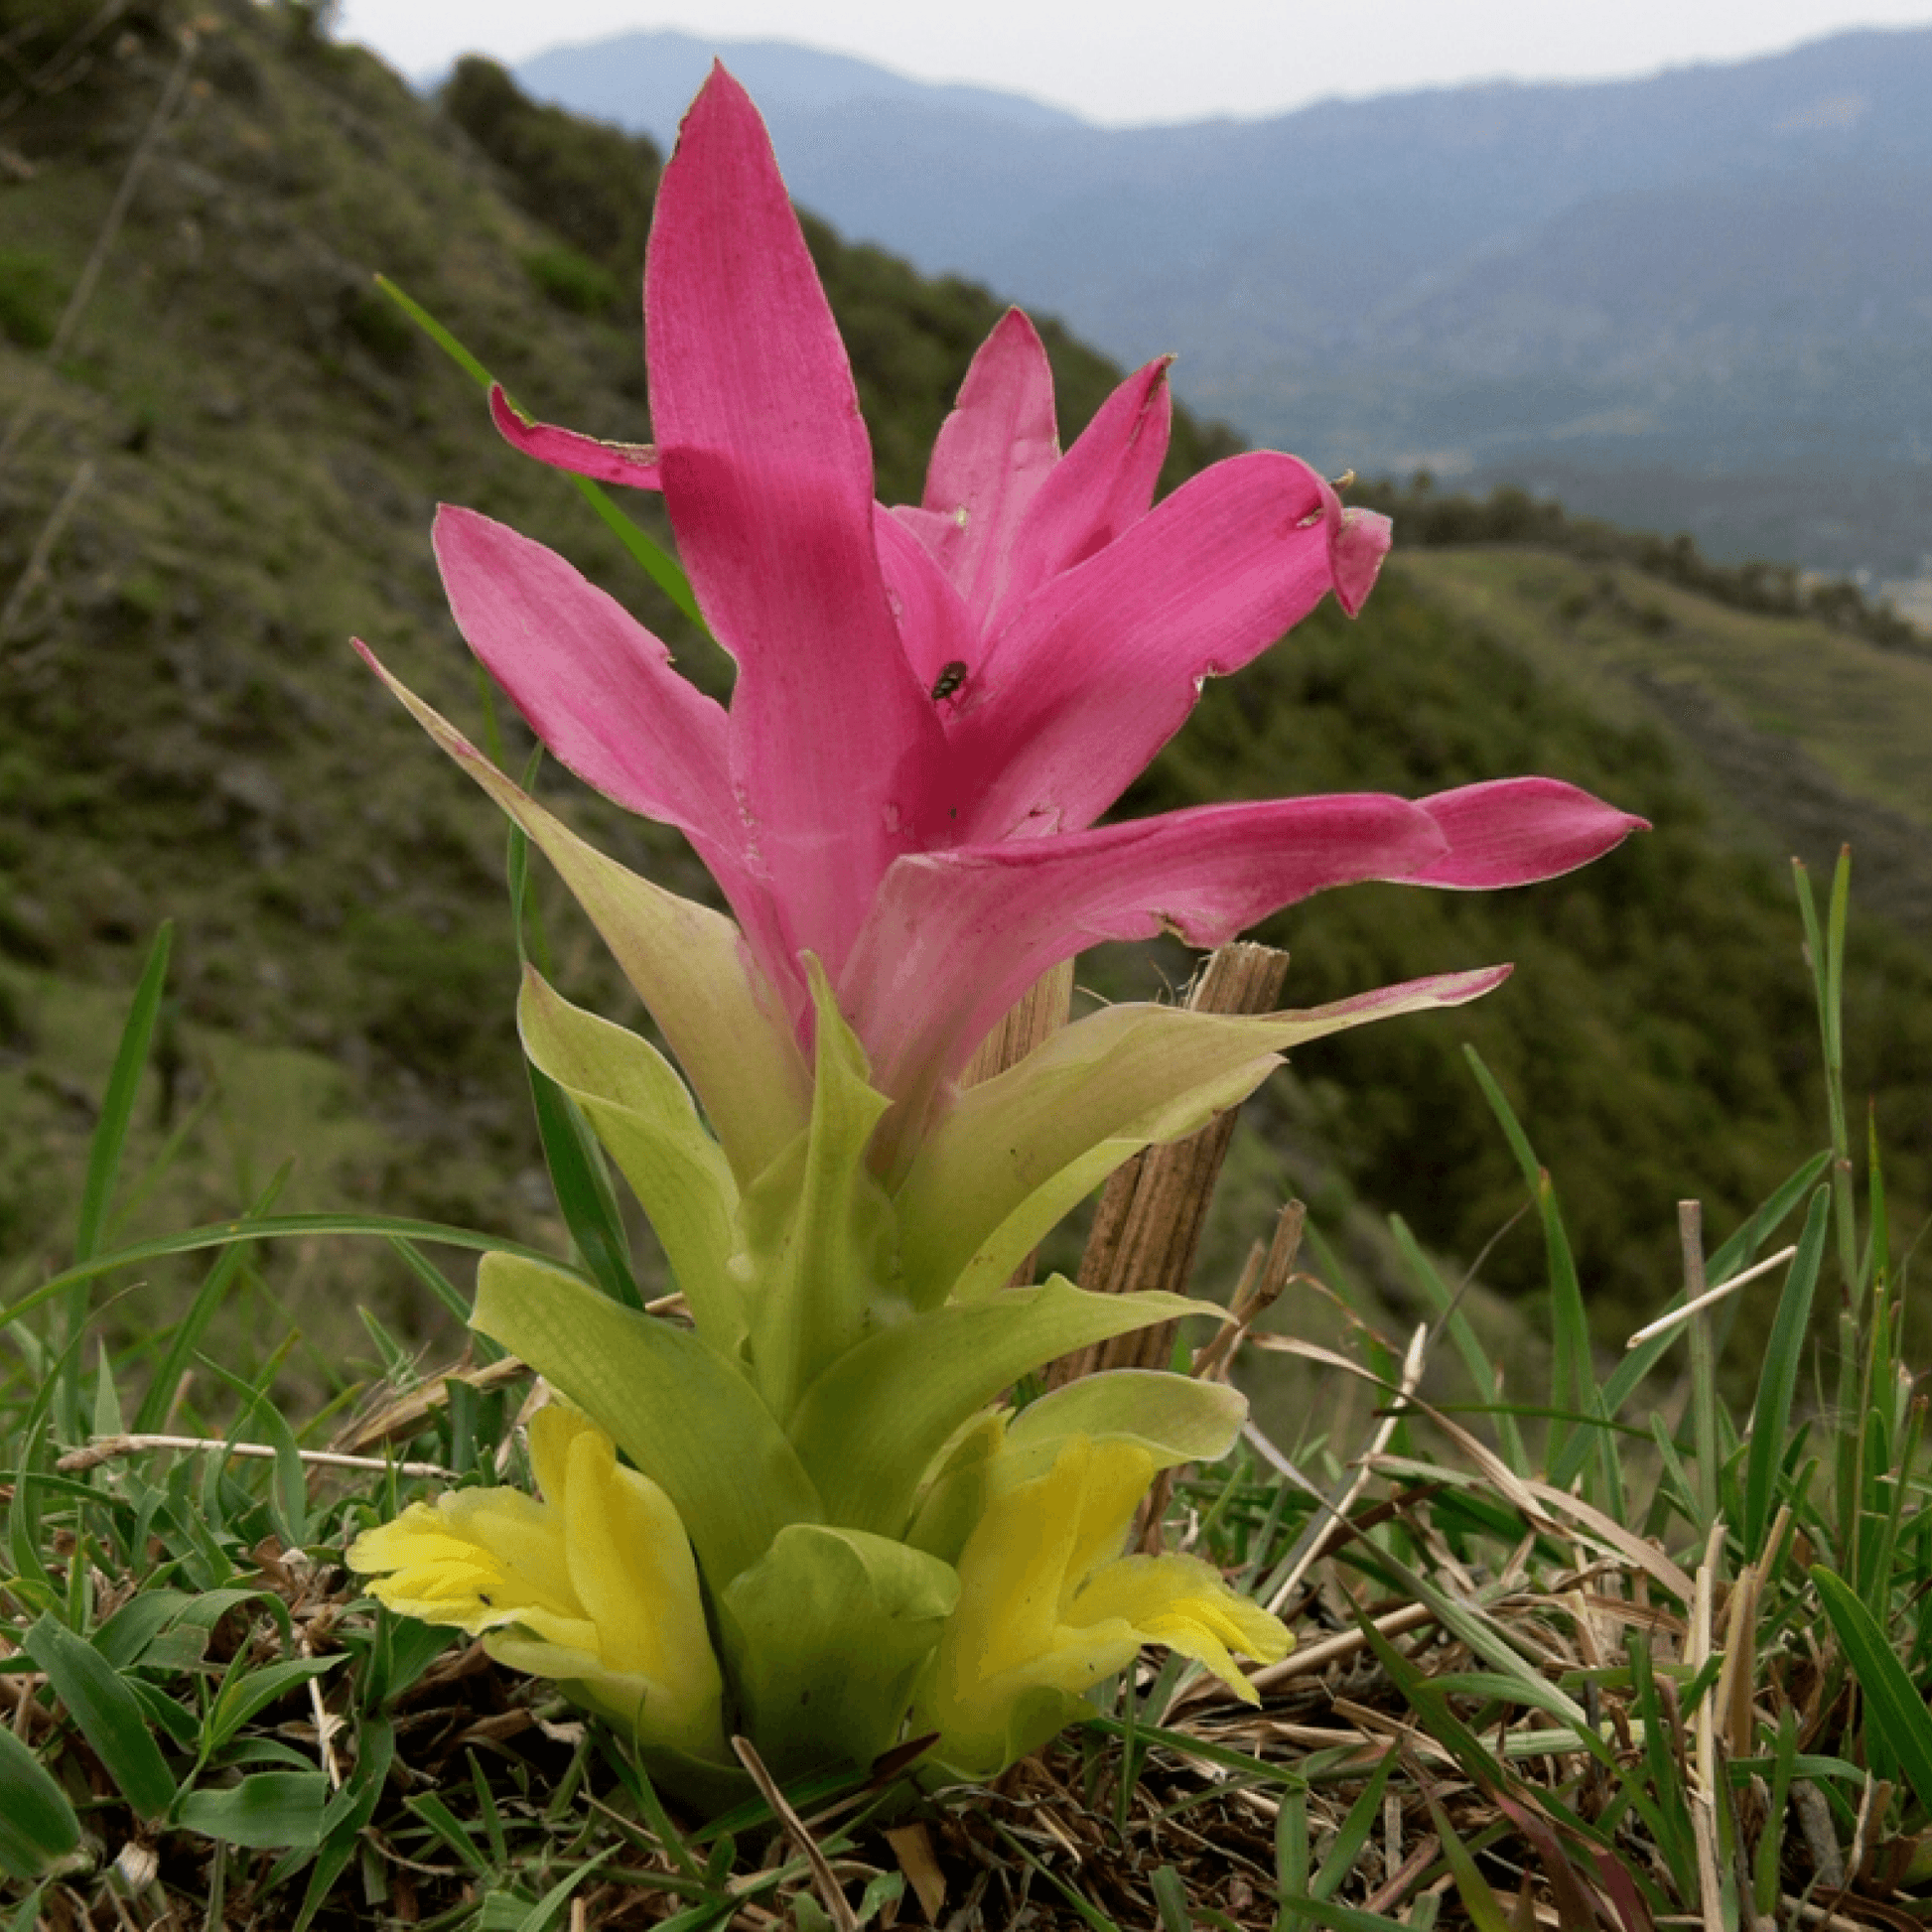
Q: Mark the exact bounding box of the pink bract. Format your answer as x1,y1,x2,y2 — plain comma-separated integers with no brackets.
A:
425,65,1645,1117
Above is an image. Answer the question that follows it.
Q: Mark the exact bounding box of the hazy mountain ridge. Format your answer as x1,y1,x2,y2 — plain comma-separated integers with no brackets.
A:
511,29,1083,136
513,25,1932,585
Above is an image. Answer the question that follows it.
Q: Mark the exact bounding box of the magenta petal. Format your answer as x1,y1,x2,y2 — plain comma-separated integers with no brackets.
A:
948,451,1371,843
983,355,1173,639
432,506,792,997
918,309,1060,621
875,507,980,693
1412,778,1651,889
489,385,662,491
841,793,1448,1121
646,66,941,975
434,507,730,834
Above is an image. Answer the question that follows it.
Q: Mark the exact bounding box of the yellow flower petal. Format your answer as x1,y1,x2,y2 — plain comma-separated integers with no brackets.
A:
917,1432,1290,1774
348,1406,726,1758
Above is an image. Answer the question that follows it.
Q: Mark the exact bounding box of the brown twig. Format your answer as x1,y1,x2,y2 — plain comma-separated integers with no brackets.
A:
57,1433,453,1477
1191,1199,1306,1383
730,1735,859,1932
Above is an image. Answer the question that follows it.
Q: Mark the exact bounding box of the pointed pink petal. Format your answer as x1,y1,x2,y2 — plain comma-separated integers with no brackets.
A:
917,309,1060,620
1411,779,1649,888
489,385,662,490
646,65,942,975
432,506,794,1000
948,452,1386,843
983,355,1173,639
875,506,980,693
841,793,1448,1121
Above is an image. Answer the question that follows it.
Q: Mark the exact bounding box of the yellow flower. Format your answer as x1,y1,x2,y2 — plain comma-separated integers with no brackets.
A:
915,1434,1289,1778
348,1407,726,1760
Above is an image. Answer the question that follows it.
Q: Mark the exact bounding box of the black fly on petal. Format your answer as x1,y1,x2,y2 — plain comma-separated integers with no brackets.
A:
930,660,967,702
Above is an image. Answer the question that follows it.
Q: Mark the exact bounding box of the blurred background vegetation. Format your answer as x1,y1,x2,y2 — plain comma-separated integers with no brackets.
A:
1,0,1926,1415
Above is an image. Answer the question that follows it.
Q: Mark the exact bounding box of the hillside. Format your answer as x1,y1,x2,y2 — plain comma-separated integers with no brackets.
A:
513,23,1932,595
0,0,1926,1379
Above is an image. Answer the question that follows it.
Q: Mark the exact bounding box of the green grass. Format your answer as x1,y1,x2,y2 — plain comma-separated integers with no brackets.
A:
0,854,1924,1930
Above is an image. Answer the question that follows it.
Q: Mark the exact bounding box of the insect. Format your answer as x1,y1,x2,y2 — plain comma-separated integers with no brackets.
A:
930,660,967,702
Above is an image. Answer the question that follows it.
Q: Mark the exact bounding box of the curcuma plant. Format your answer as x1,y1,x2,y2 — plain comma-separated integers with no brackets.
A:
348,66,1643,1803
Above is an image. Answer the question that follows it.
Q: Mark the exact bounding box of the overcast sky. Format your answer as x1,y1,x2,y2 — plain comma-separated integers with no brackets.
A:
335,0,1932,124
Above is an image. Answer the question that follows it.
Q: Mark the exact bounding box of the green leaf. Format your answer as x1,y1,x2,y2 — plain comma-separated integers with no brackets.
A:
1812,1565,1932,1819
718,1523,958,1778
206,1358,312,1549
361,657,809,1186
1742,1186,1831,1556
204,1656,345,1761
742,963,896,1421
23,1612,177,1818
1006,1369,1246,1467
0,1725,79,1881
92,1587,195,1668
73,920,173,1266
6,1212,571,1331
511,1849,620,1932
1422,1797,1512,1932
518,970,742,1350
176,1771,330,1851
471,1251,821,1589
527,1058,643,1311
897,982,1500,1311
1310,1749,1397,1901
895,1002,1277,1308
785,1276,1218,1537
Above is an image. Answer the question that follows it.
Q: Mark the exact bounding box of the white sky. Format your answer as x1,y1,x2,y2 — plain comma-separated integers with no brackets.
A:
336,0,1932,124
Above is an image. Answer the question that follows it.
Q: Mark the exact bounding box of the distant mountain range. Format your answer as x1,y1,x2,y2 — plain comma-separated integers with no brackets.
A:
514,26,1932,596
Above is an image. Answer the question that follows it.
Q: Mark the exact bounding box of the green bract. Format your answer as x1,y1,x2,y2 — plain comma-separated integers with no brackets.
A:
352,926,1305,1792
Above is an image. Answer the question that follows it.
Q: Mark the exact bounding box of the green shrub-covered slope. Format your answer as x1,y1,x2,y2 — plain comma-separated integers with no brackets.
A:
1,0,1925,1355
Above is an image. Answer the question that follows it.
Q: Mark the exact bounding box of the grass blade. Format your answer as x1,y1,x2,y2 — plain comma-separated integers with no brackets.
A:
176,1772,329,1851
72,919,173,1266
1811,1565,1932,1818
1390,1215,1528,1472
23,1611,177,1818
1422,1795,1512,1932
0,1726,79,1881
7,1212,576,1329
1463,1048,1603,1486
1742,1186,1831,1557
528,1061,642,1310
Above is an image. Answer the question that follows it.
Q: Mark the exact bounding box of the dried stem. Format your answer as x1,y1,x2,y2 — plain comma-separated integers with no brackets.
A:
57,1433,453,1478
